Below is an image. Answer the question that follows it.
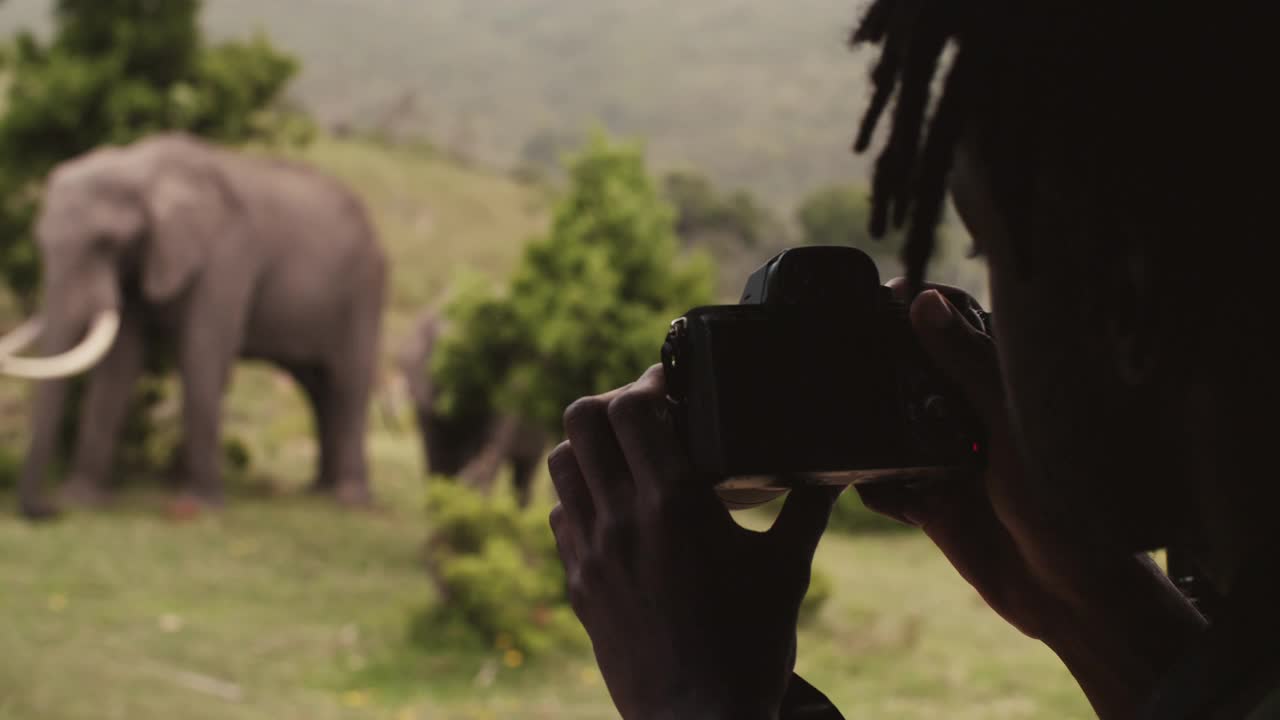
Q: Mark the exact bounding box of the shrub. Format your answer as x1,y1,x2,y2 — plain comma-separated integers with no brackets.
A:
417,480,586,658
432,133,715,435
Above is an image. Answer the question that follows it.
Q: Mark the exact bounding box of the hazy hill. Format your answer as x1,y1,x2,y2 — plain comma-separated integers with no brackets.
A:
0,0,878,205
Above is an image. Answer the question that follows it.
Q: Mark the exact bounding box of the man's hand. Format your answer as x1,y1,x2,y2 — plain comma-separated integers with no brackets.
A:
549,365,840,720
856,282,1206,719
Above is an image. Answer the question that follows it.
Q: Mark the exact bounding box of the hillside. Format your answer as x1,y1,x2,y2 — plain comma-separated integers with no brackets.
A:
0,0,879,205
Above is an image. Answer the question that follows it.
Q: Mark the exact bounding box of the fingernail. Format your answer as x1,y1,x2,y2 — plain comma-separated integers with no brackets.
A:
919,290,957,330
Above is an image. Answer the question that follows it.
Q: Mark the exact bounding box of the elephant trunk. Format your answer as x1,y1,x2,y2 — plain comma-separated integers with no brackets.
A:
17,363,75,517
14,313,87,516
8,282,122,518
0,318,44,358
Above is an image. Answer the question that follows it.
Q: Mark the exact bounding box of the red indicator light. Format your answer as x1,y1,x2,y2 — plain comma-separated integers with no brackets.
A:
972,442,981,454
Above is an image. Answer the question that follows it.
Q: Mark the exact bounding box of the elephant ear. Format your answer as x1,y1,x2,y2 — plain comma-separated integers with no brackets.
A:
141,171,230,303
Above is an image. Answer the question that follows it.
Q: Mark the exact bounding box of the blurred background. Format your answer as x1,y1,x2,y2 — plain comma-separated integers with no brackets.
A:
0,2,1084,719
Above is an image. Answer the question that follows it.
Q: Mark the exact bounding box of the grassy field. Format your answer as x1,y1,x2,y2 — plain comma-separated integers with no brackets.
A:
0,495,1092,720
0,137,1087,719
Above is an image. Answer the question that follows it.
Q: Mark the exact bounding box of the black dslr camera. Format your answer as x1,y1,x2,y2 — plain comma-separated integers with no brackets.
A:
661,246,990,496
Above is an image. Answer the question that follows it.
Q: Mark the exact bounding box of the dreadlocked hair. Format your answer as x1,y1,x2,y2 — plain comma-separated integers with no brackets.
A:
851,0,981,296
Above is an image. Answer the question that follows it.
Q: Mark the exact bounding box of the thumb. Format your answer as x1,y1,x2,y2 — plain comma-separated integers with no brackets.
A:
910,289,1005,425
770,485,842,563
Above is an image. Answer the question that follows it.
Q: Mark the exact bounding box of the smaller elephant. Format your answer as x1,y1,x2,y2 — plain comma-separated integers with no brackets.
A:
395,305,547,505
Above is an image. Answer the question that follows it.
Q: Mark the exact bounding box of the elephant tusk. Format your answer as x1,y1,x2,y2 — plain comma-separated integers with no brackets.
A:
0,310,121,380
0,317,44,358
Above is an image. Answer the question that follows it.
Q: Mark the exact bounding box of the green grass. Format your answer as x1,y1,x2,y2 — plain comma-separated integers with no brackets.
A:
0,138,1085,718
0,490,1091,719
799,532,1091,719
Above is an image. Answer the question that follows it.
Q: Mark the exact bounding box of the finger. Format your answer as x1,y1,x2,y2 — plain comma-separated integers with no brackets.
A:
549,503,581,569
886,277,986,325
853,482,923,528
887,276,970,301
909,289,1006,425
770,485,842,563
563,387,636,520
548,442,592,545
890,274,977,311
607,365,698,503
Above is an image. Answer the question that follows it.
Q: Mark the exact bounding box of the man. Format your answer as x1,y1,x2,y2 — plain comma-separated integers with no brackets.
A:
548,2,1280,718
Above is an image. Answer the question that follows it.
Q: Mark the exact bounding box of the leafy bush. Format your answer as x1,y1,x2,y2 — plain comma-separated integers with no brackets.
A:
417,480,586,658
432,133,715,435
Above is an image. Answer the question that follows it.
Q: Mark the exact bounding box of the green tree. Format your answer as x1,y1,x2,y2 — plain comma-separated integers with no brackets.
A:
433,133,715,435
0,0,307,301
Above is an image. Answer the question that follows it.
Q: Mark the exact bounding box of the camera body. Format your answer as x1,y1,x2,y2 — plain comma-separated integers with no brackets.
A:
662,246,989,493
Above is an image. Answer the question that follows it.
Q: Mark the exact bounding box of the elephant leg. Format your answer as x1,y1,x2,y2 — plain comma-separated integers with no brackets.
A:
319,332,378,506
176,324,238,506
288,364,335,492
62,309,147,506
321,277,382,507
318,368,373,506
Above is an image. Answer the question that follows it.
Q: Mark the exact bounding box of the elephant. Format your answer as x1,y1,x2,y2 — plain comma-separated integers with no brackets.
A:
0,133,387,519
395,305,547,505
